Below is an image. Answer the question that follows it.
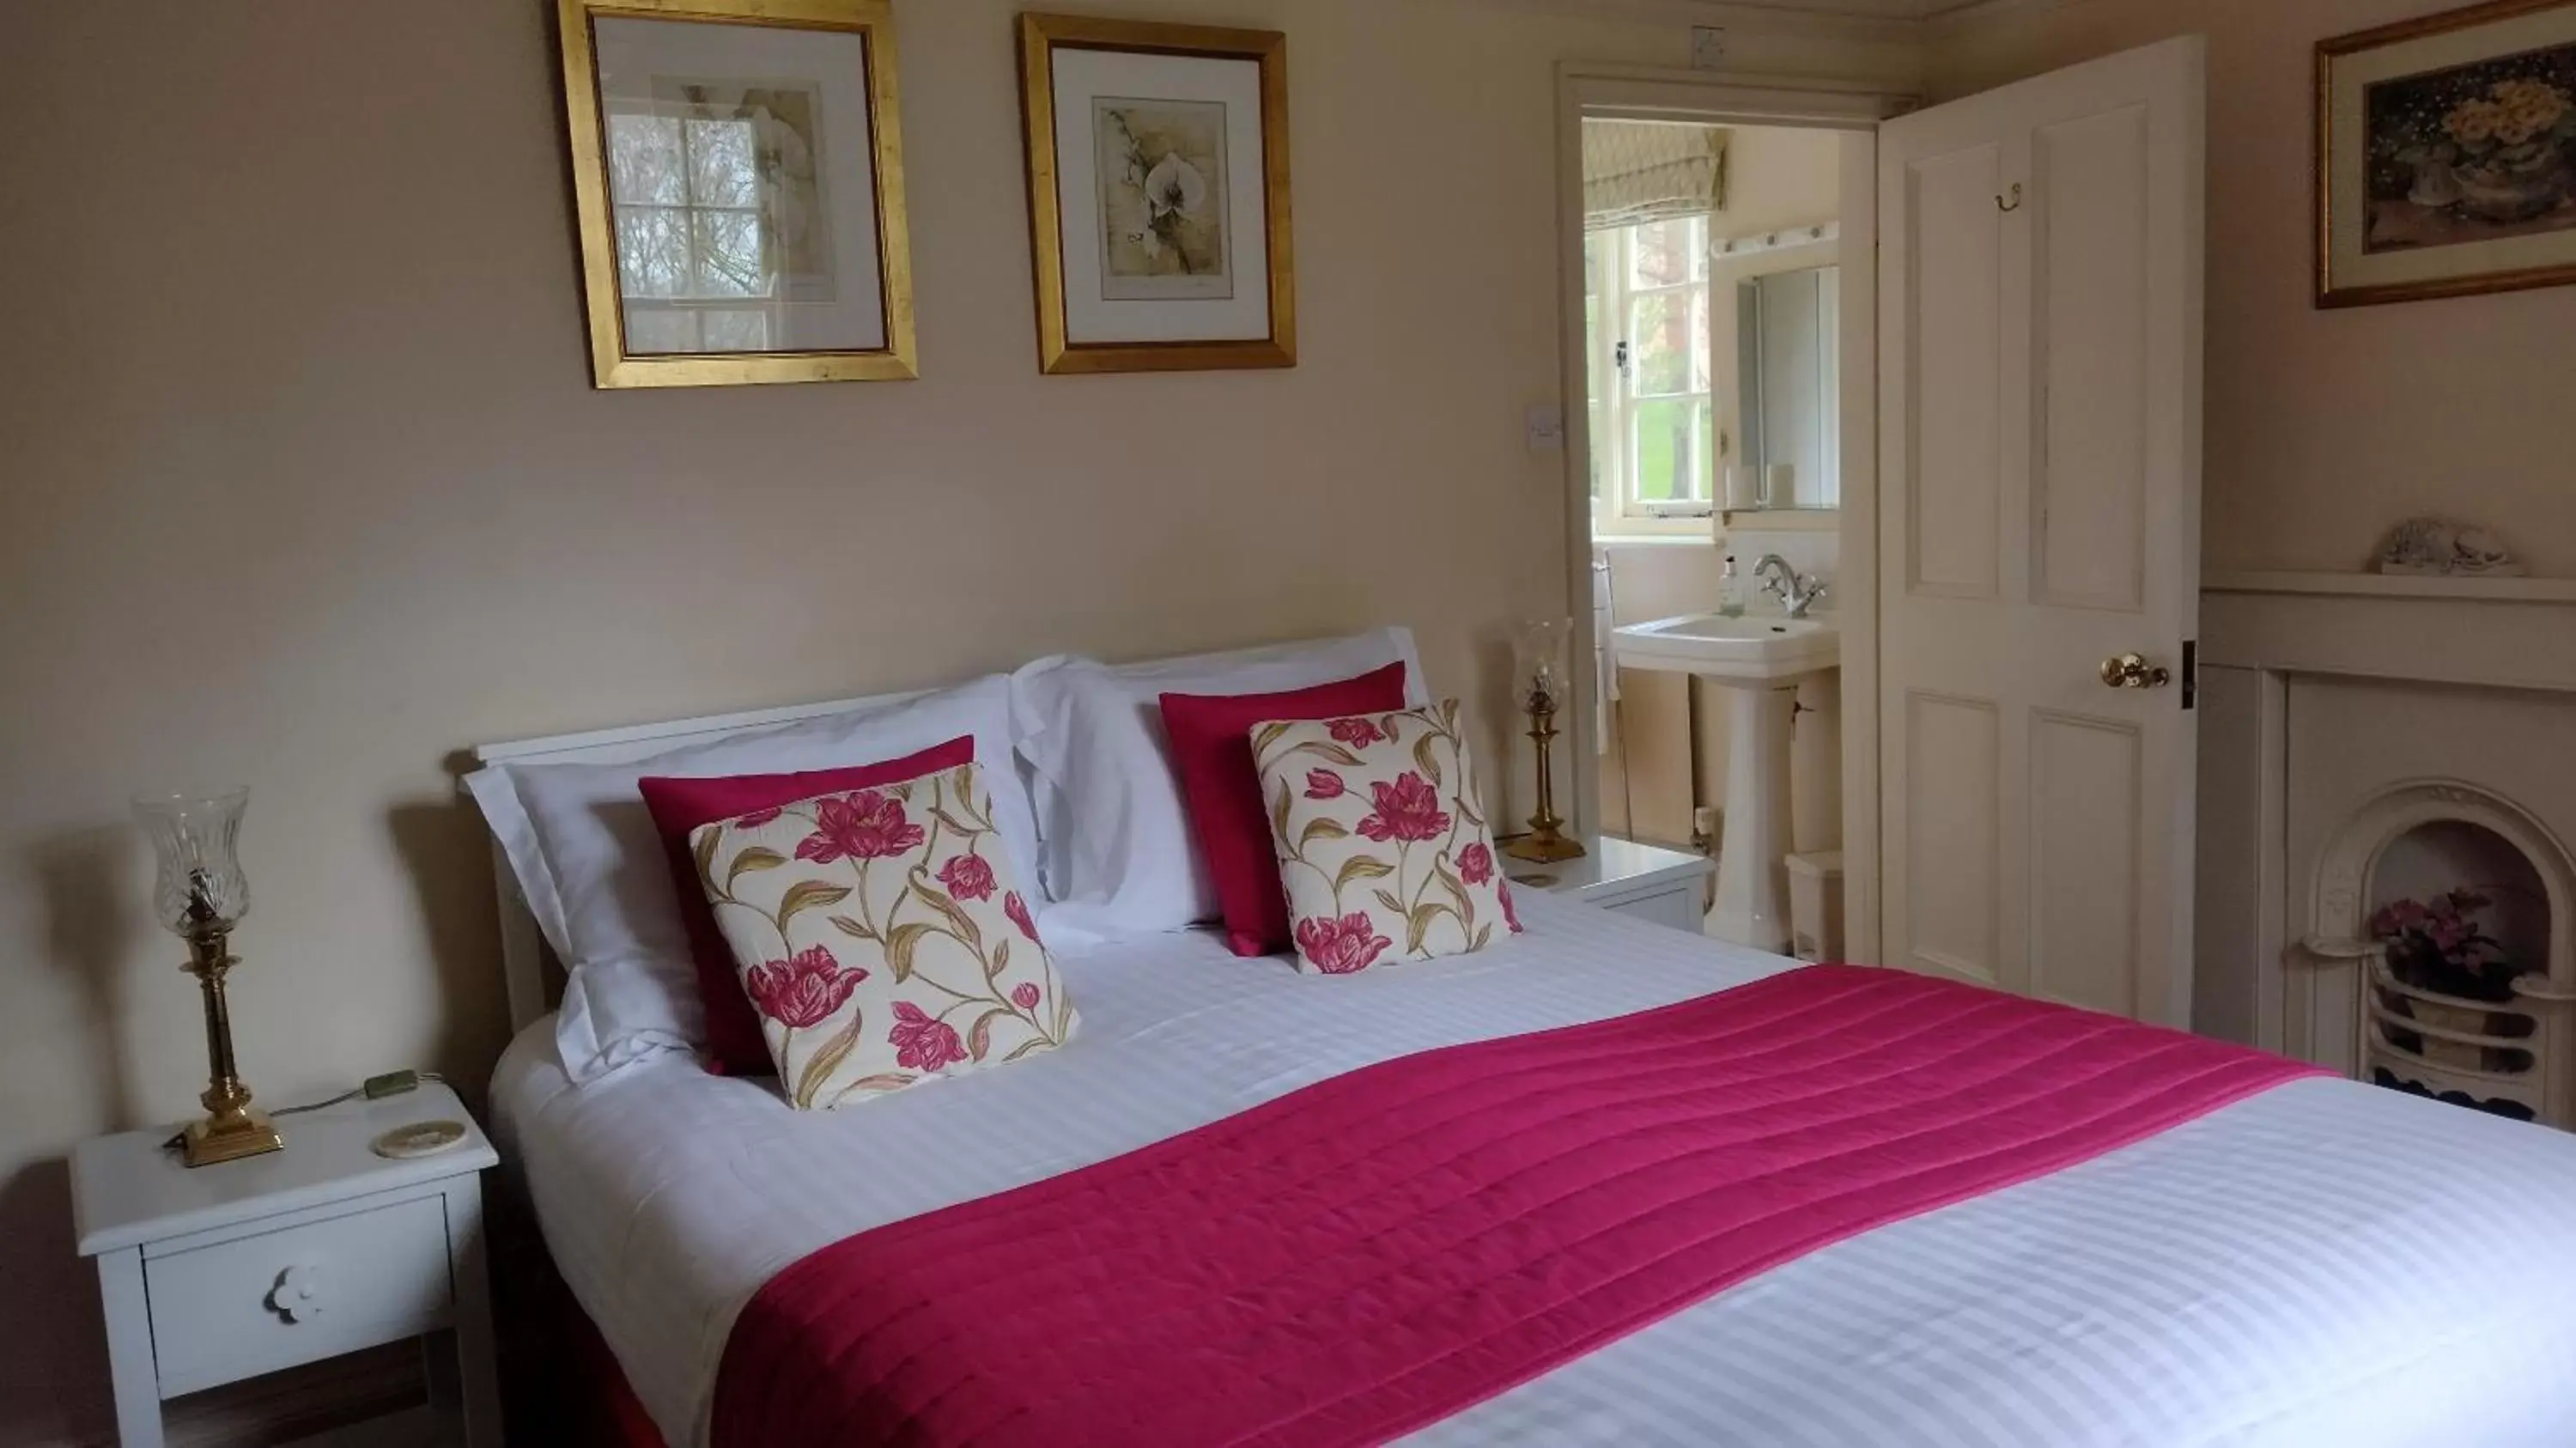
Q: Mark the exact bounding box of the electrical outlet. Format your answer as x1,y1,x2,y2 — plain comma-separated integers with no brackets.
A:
1690,26,1727,70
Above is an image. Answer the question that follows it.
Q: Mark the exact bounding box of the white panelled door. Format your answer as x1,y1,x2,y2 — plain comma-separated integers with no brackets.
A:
1876,38,2205,1025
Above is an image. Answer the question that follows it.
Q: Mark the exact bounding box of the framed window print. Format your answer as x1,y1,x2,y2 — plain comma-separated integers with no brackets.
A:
1018,15,1296,374
556,0,917,386
2319,0,2576,307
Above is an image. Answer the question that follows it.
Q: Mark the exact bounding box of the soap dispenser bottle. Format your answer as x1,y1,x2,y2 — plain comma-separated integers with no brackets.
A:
1717,554,1747,618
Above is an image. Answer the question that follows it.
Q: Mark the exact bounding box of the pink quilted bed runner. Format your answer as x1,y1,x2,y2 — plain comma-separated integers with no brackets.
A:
711,964,2322,1448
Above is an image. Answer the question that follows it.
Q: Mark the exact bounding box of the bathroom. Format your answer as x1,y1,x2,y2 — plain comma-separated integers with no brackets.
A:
1577,117,1852,958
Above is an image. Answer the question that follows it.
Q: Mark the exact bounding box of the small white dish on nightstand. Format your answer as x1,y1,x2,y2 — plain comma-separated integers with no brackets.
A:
371,1120,468,1159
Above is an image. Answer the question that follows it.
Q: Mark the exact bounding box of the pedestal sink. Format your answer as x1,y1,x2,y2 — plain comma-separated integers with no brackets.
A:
1612,612,1839,953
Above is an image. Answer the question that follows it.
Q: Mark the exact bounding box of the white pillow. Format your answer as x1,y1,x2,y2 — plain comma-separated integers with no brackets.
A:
1012,628,1427,946
465,675,1043,1083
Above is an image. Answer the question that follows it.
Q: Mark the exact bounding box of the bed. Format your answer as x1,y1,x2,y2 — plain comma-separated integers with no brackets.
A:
474,664,2576,1448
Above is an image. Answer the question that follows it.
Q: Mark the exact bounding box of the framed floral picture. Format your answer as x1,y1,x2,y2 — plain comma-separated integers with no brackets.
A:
556,0,916,386
1018,14,1296,374
2319,0,2576,307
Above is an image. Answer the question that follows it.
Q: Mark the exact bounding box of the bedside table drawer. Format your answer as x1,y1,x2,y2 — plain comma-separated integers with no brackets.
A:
145,1192,453,1396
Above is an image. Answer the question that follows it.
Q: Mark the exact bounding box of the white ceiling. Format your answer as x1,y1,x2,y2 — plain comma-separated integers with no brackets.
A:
1513,0,2042,40
1662,0,1999,19
1730,0,1937,14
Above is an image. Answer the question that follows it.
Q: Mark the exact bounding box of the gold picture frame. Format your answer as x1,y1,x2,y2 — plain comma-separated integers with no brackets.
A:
556,0,917,387
1018,14,1297,374
2318,0,2576,307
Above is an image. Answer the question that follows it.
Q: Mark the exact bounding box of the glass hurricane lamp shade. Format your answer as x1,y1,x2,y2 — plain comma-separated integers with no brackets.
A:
1511,618,1574,714
133,788,283,1166
1503,619,1586,864
137,788,251,934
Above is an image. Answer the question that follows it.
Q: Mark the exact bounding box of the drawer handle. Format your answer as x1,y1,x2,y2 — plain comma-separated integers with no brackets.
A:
266,1264,325,1323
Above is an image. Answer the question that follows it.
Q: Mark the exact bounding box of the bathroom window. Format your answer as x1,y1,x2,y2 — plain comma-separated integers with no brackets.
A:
1588,216,1715,535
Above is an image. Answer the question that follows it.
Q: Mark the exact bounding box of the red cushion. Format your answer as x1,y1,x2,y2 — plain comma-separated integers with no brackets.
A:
1158,662,1410,958
638,737,976,1075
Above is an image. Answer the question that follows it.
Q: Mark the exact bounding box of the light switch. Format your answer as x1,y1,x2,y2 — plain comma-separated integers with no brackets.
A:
1691,27,1727,70
1524,404,1564,452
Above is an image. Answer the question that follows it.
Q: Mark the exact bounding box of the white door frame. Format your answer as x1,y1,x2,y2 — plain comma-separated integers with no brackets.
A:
1553,63,1912,961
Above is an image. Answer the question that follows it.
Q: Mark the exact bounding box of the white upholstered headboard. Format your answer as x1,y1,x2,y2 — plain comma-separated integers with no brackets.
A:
470,684,928,1033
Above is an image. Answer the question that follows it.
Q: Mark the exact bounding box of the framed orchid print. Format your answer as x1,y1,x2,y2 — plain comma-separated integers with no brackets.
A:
556,0,916,387
1018,14,1296,374
2320,0,2576,307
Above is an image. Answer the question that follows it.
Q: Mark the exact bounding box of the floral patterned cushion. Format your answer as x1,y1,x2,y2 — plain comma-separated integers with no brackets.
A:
687,760,1076,1108
1254,700,1521,975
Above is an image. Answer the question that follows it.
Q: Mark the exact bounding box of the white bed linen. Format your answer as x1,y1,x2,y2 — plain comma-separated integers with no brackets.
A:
493,893,2576,1447
1010,628,1426,946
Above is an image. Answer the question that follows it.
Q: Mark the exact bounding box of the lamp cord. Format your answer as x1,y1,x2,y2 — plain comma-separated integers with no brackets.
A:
158,1070,445,1153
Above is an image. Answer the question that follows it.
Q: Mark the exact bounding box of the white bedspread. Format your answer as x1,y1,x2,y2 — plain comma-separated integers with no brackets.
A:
492,892,2576,1447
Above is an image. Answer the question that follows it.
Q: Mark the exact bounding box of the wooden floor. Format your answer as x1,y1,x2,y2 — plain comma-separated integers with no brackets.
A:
155,1338,434,1448
281,1406,456,1447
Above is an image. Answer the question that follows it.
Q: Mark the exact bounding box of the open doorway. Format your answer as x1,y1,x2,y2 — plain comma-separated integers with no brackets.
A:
1555,91,1883,959
1555,42,2208,1018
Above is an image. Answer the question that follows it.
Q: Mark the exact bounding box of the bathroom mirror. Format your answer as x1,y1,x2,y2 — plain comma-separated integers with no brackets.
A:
1731,264,1840,511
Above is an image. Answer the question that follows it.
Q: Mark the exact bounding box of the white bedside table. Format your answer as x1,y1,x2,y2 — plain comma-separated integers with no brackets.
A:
1507,835,1714,934
71,1082,504,1448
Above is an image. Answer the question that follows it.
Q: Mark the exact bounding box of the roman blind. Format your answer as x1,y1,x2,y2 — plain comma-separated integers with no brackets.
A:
1583,121,1726,232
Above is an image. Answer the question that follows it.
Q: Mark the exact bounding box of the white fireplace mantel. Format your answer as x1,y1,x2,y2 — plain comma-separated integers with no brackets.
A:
2203,570,2576,697
2207,570,2576,604
2195,570,2576,1126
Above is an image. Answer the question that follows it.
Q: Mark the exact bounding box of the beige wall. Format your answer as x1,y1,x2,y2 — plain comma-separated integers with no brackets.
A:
0,1,1914,1439
1931,0,2576,577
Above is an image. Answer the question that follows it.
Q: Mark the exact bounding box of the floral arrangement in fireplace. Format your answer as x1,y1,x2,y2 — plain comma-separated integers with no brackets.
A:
2370,888,2525,1003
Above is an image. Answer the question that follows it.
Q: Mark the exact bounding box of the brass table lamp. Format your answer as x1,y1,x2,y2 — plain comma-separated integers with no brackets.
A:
1503,618,1586,864
135,788,284,1167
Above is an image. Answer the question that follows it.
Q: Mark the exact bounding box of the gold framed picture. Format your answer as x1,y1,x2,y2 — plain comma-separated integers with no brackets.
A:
2318,0,2576,307
556,0,916,387
1018,14,1296,374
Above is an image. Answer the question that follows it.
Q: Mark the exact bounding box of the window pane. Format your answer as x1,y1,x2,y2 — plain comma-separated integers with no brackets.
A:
1630,291,1694,396
614,206,691,298
624,307,700,354
1634,398,1692,502
691,210,769,297
1692,289,1710,392
686,118,761,208
1631,220,1693,288
606,113,686,206
1584,234,1606,299
697,308,774,352
1690,216,1710,282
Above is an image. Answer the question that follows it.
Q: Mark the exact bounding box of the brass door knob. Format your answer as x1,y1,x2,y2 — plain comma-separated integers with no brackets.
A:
2099,653,2172,690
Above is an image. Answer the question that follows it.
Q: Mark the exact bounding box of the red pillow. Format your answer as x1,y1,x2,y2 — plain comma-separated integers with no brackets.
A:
1158,661,1411,957
638,736,975,1075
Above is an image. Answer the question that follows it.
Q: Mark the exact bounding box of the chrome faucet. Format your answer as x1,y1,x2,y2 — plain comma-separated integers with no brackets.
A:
1752,554,1829,619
